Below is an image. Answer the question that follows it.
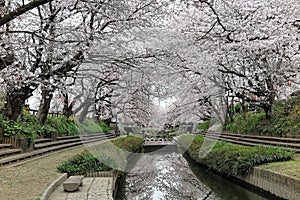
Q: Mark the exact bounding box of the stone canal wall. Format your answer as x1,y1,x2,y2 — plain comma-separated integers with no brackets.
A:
238,167,300,200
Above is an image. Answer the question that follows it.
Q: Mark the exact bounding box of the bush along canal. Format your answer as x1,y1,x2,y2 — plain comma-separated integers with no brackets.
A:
121,135,294,200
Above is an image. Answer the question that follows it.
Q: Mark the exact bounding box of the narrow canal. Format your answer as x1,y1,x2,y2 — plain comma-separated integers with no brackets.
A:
124,152,281,200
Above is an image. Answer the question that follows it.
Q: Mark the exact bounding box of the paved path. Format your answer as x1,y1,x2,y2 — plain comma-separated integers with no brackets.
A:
49,177,114,200
0,138,118,200
0,146,86,200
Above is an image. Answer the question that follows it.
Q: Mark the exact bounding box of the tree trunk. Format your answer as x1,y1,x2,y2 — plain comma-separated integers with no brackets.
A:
241,99,247,119
63,101,74,119
264,89,275,120
0,125,4,142
37,89,54,125
2,86,33,121
78,102,93,123
264,105,272,120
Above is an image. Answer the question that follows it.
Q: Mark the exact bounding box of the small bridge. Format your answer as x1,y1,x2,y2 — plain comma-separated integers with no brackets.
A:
143,138,178,153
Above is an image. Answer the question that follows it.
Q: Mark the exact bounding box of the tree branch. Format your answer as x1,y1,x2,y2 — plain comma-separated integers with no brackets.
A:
0,0,53,27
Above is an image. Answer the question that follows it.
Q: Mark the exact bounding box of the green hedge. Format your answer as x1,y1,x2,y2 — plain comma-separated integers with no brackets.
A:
57,135,143,175
46,116,77,136
226,112,266,134
0,111,43,138
75,118,112,134
0,111,113,139
57,152,115,175
198,120,210,131
226,98,300,137
177,135,294,176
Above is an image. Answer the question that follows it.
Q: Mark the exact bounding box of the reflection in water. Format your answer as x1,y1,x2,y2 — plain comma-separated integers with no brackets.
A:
125,153,220,200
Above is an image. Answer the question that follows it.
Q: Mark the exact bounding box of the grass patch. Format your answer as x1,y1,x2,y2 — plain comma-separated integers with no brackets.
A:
57,135,143,175
259,154,300,180
112,135,144,152
177,135,295,176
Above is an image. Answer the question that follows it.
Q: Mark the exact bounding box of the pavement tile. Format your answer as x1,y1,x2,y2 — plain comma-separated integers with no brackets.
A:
49,177,114,200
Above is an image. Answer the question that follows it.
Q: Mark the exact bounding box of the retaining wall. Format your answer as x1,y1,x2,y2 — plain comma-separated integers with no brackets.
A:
238,167,300,200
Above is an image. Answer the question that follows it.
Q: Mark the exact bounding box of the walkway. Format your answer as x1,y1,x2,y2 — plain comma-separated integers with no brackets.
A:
0,139,117,200
49,177,114,200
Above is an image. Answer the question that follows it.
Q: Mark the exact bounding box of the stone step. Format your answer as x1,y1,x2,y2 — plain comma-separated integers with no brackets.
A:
0,136,116,166
80,133,111,138
221,132,300,143
203,134,300,153
34,135,114,149
80,134,114,141
0,144,12,149
56,135,80,140
35,138,52,144
34,138,82,149
0,149,21,158
219,134,300,148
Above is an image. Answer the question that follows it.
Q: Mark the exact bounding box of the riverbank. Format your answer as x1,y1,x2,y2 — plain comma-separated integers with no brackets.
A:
176,134,300,200
239,154,300,200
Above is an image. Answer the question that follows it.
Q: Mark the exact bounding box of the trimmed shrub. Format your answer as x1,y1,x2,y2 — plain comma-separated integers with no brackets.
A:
57,135,143,175
198,120,210,131
178,135,295,176
46,116,76,136
75,118,112,134
57,152,115,175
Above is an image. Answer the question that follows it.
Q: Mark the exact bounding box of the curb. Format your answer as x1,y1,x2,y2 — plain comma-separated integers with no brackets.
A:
40,173,68,200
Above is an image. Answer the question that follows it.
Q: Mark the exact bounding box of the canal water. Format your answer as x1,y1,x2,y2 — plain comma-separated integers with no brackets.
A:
124,152,281,200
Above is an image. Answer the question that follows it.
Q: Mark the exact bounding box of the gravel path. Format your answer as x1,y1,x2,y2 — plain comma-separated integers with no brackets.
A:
0,146,86,200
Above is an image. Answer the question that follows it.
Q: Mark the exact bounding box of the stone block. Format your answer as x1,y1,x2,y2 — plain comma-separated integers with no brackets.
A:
63,176,84,192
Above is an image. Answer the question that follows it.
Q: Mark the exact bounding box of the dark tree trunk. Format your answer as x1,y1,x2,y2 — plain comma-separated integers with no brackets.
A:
78,102,93,123
63,101,74,119
2,86,33,121
63,103,74,118
241,99,248,119
263,106,272,120
227,96,234,123
104,118,112,126
263,88,275,120
37,88,54,125
0,125,4,142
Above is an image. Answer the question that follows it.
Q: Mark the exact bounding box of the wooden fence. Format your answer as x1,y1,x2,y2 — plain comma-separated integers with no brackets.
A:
72,171,117,178
3,135,19,148
29,109,64,118
3,135,32,152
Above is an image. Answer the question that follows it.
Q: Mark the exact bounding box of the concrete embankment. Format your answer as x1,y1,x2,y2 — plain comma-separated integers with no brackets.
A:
238,166,300,200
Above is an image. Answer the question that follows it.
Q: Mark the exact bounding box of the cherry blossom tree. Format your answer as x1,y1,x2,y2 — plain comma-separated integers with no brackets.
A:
0,0,172,123
168,0,300,121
